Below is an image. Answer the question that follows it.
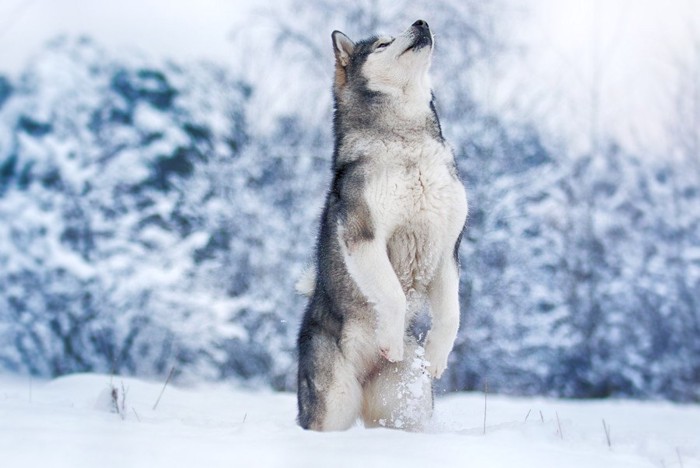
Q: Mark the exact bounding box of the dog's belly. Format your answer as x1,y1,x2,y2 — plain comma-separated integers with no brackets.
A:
387,222,438,294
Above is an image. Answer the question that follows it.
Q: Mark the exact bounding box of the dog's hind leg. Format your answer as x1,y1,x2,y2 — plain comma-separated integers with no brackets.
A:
322,356,364,430
361,338,433,431
298,333,363,431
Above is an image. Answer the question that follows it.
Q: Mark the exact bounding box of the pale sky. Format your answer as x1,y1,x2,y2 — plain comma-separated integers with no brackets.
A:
504,0,700,154
1,0,699,155
0,0,254,69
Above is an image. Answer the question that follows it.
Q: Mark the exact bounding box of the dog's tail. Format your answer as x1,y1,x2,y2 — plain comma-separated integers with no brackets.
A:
295,264,316,297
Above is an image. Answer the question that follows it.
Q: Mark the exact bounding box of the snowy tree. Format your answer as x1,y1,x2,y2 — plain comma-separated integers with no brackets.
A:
0,37,255,380
0,2,699,401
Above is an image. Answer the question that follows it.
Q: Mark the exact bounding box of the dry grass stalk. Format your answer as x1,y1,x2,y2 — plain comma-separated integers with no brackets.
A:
482,380,488,435
153,366,176,411
602,419,611,448
556,411,563,440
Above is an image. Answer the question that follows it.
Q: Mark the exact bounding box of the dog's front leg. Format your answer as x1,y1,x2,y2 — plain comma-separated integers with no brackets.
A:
425,254,460,379
342,238,407,362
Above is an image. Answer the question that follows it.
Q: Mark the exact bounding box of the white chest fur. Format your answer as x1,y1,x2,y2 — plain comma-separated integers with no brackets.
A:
362,138,468,293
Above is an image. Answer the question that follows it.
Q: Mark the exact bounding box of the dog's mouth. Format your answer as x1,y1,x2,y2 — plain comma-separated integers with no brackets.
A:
400,20,433,55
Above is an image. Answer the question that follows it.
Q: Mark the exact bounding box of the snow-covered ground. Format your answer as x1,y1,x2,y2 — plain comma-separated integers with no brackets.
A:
1,374,697,467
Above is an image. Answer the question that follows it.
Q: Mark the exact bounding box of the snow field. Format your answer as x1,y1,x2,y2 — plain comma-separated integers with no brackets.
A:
1,374,698,468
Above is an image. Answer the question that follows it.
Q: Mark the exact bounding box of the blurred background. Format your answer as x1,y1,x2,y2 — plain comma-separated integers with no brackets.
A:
0,0,698,401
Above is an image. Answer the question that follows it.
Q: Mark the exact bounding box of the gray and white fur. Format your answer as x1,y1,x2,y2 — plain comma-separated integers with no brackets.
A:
297,20,468,431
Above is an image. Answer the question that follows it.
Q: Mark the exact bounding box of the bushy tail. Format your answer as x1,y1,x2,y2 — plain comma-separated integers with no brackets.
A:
295,264,316,297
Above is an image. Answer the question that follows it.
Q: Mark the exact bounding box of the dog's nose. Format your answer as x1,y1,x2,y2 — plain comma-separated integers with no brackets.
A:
413,19,429,30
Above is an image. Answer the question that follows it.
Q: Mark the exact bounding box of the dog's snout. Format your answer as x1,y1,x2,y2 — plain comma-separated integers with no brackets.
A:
412,19,429,30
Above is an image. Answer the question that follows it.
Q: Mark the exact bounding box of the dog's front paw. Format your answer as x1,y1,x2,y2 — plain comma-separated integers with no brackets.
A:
424,340,450,379
377,326,405,362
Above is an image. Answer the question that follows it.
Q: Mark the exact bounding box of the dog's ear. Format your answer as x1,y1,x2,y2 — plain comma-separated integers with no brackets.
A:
332,31,354,92
332,30,354,68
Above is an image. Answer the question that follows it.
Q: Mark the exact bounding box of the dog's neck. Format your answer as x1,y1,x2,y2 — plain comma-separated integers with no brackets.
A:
387,83,433,126
336,84,434,139
368,69,433,120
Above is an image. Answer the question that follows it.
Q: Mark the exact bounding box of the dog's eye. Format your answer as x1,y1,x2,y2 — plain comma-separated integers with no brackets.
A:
375,40,392,51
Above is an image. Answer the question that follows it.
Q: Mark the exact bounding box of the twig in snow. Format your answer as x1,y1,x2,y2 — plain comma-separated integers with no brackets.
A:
120,381,128,416
153,366,175,411
110,384,124,420
524,409,532,423
677,448,684,468
482,380,488,435
110,385,118,412
242,413,247,423
539,410,544,423
556,411,563,440
132,408,141,422
602,419,611,448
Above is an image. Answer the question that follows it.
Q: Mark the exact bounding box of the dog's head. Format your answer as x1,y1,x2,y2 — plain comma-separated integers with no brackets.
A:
332,20,433,106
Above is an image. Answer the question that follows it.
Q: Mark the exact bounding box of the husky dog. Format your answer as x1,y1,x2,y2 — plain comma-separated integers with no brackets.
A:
297,20,468,431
